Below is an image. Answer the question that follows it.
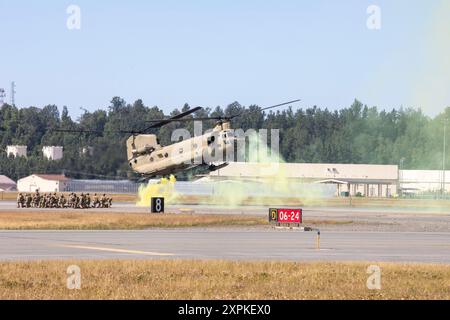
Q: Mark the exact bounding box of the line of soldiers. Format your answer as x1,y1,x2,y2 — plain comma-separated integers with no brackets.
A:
17,191,112,209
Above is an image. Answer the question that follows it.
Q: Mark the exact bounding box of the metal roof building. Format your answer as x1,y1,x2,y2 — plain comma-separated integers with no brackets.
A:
400,170,450,193
209,162,399,197
0,175,17,191
17,174,71,193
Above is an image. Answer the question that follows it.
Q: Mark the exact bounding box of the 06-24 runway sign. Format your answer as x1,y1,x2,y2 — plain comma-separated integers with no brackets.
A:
269,208,302,224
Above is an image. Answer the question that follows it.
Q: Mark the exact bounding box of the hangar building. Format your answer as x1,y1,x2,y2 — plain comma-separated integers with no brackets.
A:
400,170,450,194
0,175,17,191
209,162,399,197
17,174,70,193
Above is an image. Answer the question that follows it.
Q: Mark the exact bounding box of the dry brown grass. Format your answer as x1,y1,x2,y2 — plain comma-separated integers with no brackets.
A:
0,211,269,230
0,211,351,230
0,260,448,300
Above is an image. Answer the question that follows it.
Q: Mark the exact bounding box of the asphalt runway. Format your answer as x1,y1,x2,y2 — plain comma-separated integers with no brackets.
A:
1,201,449,263
0,229,449,263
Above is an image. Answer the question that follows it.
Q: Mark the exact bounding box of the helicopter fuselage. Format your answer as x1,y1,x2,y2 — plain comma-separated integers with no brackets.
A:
126,122,235,177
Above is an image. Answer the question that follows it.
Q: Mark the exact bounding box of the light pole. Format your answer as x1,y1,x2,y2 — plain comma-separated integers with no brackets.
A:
443,119,448,198
399,157,405,197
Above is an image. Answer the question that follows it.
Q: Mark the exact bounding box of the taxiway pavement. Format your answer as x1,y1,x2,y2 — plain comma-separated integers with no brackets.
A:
0,229,448,263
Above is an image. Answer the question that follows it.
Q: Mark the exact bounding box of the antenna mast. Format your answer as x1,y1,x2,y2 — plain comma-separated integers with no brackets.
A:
11,81,16,106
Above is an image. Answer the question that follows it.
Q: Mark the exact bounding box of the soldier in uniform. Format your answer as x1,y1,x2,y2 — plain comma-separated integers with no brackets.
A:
75,194,80,209
79,193,85,209
31,193,36,208
25,194,32,208
68,193,73,208
58,194,66,208
42,193,47,208
44,193,50,208
51,193,57,208
17,193,24,208
39,193,45,208
85,193,91,209
100,194,107,208
41,194,46,208
45,194,51,208
83,193,88,209
33,190,40,208
70,193,74,208
93,193,100,208
44,195,48,208
47,193,52,208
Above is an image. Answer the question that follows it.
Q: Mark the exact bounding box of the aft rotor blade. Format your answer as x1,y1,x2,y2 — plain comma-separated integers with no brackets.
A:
260,99,301,112
226,99,301,119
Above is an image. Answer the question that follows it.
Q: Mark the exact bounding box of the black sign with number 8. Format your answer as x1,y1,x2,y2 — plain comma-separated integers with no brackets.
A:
151,197,164,213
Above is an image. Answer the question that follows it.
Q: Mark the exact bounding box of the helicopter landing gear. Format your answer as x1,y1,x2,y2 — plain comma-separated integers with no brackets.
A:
208,162,229,172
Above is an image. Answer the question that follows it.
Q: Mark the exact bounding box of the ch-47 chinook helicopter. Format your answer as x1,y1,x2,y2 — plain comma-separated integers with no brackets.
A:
57,99,300,179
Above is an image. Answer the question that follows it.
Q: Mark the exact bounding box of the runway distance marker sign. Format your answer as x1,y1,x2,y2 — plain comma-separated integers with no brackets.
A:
151,197,164,213
269,208,302,225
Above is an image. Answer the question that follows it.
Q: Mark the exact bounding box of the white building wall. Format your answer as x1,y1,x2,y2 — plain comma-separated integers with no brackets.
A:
211,162,398,180
42,146,63,161
339,183,394,197
210,162,399,198
6,145,27,158
17,175,67,192
400,170,450,193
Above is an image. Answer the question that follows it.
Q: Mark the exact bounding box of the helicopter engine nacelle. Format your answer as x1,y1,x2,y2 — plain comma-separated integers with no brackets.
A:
126,134,160,160
133,145,155,157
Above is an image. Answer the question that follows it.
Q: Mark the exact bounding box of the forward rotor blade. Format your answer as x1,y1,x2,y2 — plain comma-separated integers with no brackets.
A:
144,116,226,123
141,106,203,132
52,129,140,135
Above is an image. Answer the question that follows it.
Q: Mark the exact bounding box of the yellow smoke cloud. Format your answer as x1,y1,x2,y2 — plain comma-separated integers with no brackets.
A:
136,175,179,207
206,132,332,207
362,1,450,115
367,1,450,114
411,0,450,114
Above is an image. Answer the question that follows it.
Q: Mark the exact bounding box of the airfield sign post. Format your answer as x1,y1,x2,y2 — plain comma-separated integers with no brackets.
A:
151,197,165,213
269,208,321,249
269,208,302,228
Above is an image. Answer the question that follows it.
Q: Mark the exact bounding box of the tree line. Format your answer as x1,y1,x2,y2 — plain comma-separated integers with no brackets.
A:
0,97,449,181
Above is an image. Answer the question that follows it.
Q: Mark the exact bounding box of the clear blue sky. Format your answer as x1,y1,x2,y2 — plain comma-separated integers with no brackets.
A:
1,0,449,118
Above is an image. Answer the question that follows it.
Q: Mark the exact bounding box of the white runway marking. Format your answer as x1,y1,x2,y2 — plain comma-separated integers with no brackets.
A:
59,245,174,256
